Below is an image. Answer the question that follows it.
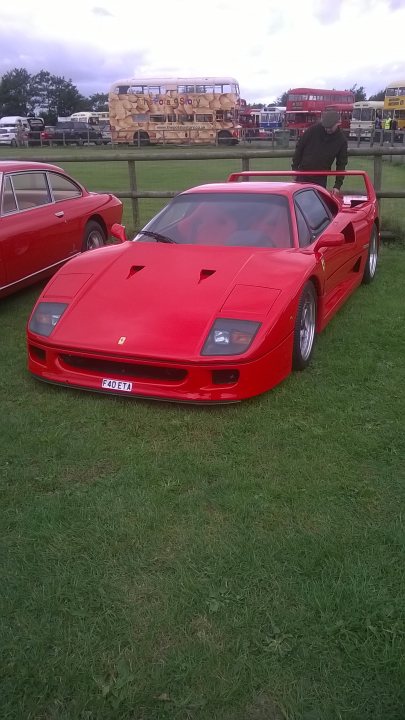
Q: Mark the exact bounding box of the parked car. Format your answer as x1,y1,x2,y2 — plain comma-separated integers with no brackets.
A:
40,122,103,146
0,160,123,298
27,170,380,403
0,127,18,146
25,125,54,147
26,117,46,145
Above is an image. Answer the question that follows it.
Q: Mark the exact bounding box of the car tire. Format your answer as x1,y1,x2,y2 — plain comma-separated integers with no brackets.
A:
217,130,233,146
292,282,317,371
82,221,106,251
133,131,150,146
11,139,17,147
362,224,378,285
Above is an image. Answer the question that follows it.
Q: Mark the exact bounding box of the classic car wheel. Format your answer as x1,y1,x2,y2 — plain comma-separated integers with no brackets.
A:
292,282,317,370
83,221,106,251
362,224,378,284
11,139,17,147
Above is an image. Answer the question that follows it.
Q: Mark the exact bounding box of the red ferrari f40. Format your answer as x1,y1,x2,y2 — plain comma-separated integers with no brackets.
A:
27,171,379,403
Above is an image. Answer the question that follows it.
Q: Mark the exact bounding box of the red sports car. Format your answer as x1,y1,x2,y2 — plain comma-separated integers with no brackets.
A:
27,171,379,403
0,161,122,298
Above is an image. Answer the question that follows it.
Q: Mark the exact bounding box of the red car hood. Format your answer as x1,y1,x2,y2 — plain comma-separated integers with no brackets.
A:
48,243,310,359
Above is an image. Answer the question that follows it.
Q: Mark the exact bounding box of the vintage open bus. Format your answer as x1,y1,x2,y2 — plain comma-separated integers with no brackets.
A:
384,79,405,130
108,77,242,146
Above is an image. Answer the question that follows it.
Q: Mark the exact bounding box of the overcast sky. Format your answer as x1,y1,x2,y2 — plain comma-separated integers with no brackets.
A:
1,0,404,103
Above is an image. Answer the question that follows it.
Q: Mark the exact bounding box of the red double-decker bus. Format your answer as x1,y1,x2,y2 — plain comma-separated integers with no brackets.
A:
285,88,355,137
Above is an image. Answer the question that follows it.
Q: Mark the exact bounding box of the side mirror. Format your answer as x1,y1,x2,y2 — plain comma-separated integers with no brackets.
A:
314,232,345,251
111,223,128,243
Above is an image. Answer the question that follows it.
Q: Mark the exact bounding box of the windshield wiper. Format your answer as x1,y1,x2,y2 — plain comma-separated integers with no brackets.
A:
137,230,177,244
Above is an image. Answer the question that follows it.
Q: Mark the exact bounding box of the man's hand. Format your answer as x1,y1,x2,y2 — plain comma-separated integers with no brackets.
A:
331,187,341,197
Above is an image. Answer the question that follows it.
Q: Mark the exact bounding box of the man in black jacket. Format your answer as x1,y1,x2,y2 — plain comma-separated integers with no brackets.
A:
291,109,348,195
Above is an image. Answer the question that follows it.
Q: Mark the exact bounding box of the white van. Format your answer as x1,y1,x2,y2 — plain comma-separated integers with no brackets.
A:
0,116,30,130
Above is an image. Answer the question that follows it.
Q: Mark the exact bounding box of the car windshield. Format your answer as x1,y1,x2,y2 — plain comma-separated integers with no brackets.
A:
135,192,292,248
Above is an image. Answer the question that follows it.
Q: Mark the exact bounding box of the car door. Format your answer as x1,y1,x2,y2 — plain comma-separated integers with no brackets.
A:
46,171,85,253
294,189,353,297
1,170,75,287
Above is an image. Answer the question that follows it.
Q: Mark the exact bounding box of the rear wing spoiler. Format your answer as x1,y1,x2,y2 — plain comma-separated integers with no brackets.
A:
227,170,376,202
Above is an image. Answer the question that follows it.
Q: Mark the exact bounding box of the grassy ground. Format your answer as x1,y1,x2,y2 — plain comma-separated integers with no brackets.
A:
1,148,405,719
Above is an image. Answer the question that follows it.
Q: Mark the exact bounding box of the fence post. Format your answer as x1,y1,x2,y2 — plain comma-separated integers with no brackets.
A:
242,156,250,172
127,159,139,229
373,154,382,213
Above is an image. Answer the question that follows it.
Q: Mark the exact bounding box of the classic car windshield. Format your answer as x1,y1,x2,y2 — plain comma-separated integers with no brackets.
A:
137,192,292,248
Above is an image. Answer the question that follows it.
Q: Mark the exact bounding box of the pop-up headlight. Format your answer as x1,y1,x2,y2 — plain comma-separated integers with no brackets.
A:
29,302,68,337
202,318,261,356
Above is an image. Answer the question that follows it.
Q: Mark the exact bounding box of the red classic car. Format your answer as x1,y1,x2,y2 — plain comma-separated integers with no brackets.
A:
27,171,379,403
0,161,122,298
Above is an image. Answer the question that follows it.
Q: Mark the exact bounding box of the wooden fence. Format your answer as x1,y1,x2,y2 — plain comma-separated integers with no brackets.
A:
28,146,405,230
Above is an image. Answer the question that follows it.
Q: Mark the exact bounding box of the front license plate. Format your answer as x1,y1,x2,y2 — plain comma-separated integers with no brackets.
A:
102,378,133,392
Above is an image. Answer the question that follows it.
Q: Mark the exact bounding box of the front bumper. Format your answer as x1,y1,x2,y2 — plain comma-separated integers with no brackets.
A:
27,334,294,403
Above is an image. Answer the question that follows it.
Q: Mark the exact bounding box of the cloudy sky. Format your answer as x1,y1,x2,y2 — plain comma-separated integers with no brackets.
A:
1,0,404,102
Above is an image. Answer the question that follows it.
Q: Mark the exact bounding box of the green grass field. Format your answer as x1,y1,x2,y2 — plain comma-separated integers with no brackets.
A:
1,147,405,719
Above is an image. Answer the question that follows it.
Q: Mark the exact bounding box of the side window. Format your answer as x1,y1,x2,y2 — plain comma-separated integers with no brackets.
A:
48,172,82,202
11,172,50,210
296,206,312,247
1,175,18,215
294,190,332,246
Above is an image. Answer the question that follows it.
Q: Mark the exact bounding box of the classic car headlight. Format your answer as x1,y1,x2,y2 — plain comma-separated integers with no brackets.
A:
28,302,68,337
202,319,261,356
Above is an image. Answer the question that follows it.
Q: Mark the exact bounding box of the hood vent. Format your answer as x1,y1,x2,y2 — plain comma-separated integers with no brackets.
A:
127,265,145,279
198,268,216,283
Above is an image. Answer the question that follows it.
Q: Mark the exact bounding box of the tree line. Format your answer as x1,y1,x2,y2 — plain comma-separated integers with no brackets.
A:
0,68,386,124
0,68,108,124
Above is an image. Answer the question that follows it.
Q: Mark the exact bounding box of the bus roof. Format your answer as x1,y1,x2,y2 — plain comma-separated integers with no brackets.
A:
352,100,384,107
385,79,405,88
70,111,101,116
287,87,353,94
110,76,239,91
